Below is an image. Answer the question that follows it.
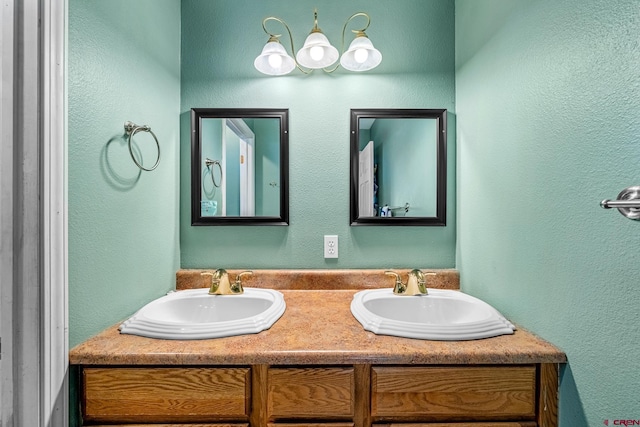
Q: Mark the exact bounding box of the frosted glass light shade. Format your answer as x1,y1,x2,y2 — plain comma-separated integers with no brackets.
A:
340,36,382,72
296,32,339,69
254,41,296,76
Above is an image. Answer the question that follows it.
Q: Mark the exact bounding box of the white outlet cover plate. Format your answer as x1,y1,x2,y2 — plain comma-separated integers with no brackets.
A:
324,235,338,258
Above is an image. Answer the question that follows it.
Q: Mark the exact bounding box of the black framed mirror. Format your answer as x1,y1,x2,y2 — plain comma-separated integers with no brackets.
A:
191,108,289,225
350,109,447,226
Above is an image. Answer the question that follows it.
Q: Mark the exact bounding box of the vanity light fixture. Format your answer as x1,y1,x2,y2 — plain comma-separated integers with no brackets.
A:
254,9,382,76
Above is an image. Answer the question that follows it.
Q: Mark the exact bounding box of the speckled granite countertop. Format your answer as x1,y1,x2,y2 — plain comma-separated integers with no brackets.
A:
69,287,566,366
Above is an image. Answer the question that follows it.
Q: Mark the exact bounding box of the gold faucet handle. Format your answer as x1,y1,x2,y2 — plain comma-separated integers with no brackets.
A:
422,271,437,283
385,270,406,294
235,270,253,282
231,270,253,294
200,271,217,291
385,270,401,282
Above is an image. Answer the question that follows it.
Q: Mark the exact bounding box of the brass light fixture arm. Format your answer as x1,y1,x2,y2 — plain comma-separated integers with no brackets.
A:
262,16,312,75
311,8,321,33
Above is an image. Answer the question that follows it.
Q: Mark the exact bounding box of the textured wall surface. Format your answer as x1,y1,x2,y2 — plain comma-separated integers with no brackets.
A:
180,0,457,268
455,0,640,425
68,0,181,346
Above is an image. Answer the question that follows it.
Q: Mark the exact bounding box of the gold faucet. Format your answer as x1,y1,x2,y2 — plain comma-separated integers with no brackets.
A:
385,269,435,296
201,269,253,295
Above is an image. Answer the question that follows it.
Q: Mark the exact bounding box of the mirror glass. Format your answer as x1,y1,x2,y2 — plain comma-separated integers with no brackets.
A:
350,109,447,226
191,108,289,225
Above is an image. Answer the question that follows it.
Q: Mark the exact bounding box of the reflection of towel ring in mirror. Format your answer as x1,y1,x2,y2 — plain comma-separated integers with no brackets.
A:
205,158,223,188
124,121,160,171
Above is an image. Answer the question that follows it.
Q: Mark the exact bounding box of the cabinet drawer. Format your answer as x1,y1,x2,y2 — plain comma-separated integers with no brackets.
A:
269,424,354,427
373,423,536,427
372,366,536,420
267,367,354,419
91,425,249,427
83,367,250,423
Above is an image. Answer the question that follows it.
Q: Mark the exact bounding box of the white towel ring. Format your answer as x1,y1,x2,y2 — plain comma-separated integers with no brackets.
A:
124,121,160,171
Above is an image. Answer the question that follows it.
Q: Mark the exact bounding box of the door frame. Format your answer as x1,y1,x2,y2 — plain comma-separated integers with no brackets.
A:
226,118,256,216
1,1,68,426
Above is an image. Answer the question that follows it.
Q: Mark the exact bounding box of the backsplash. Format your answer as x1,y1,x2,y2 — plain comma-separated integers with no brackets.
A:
176,269,460,291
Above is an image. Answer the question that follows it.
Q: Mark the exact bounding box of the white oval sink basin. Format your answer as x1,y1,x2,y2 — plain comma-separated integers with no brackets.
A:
119,288,285,340
351,288,515,341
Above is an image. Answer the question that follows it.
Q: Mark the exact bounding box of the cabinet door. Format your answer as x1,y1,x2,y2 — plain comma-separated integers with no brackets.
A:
372,366,536,421
372,423,537,427
268,424,354,427
373,421,537,427
82,367,250,424
267,367,355,420
90,424,249,427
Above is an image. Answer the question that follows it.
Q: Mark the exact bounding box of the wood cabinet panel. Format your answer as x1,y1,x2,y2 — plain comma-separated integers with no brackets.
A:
83,367,250,423
372,366,536,420
79,364,556,426
538,364,558,427
267,367,355,420
90,425,249,427
268,424,354,427
373,423,536,427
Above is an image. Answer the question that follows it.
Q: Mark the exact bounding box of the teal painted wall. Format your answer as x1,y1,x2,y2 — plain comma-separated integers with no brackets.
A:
224,125,242,216
359,129,372,151
68,0,181,347
455,1,640,425
254,118,281,216
180,0,457,268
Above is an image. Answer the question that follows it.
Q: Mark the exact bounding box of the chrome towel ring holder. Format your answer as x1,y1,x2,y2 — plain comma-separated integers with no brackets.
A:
205,158,223,188
124,121,160,171
601,185,640,221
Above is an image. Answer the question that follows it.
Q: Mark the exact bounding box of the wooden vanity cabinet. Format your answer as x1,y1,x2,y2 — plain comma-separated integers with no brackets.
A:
371,366,536,420
88,425,248,427
81,366,251,425
77,364,558,427
372,423,537,427
369,364,558,427
266,367,355,420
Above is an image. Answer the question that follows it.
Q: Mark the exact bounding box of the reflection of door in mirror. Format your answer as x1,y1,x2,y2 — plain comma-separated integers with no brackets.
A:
223,119,255,216
359,141,375,217
202,118,257,217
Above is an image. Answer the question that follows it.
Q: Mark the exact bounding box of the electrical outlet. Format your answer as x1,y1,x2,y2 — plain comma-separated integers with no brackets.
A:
324,235,338,258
